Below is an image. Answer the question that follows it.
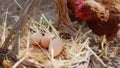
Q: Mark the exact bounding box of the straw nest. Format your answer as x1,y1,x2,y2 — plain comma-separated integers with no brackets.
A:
0,14,109,68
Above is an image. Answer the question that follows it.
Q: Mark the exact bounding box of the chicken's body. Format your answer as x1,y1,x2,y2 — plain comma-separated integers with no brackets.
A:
87,13,120,41
75,0,120,57
78,0,120,41
57,0,120,41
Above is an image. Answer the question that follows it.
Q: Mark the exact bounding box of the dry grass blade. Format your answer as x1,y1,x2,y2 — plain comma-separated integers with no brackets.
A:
41,14,59,38
85,41,107,67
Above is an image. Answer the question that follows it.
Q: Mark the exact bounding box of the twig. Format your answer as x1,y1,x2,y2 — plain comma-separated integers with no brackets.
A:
0,0,41,67
1,8,8,45
12,31,30,68
1,0,40,53
13,0,23,9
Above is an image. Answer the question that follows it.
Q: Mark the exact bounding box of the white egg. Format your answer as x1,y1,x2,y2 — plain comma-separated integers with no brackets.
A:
48,38,63,57
31,32,42,46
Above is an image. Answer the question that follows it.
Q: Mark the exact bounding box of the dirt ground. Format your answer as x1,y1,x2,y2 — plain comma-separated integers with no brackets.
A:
0,0,57,25
0,0,120,68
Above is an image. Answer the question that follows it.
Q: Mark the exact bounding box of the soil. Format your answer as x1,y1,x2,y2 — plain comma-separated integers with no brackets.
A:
0,0,57,25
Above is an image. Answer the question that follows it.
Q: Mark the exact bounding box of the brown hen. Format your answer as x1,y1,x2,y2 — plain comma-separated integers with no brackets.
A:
77,0,120,57
56,0,120,41
78,0,120,41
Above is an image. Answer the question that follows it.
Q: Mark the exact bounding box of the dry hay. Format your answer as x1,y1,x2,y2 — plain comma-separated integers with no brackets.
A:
0,12,107,68
11,14,106,67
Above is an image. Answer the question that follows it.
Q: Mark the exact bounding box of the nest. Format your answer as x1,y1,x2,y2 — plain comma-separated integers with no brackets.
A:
0,14,107,68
